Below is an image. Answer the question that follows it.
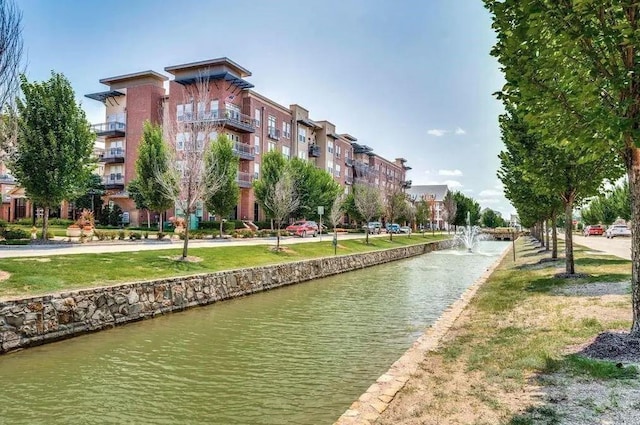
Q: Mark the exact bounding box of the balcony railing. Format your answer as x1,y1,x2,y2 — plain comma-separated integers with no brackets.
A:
345,176,353,185
309,144,321,157
91,122,126,137
237,171,254,188
268,128,281,140
99,148,125,163
103,174,125,189
345,157,354,167
401,180,412,189
178,109,257,133
232,142,255,161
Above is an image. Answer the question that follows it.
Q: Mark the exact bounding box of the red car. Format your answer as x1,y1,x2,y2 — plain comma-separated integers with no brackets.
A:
583,225,604,236
286,220,318,238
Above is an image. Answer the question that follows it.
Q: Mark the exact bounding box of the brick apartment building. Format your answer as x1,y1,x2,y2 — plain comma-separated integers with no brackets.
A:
85,57,411,226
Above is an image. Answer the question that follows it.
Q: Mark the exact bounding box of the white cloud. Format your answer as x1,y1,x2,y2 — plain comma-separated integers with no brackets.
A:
478,198,501,204
424,179,463,189
479,189,503,197
438,169,463,177
427,129,447,137
454,127,466,135
463,189,474,193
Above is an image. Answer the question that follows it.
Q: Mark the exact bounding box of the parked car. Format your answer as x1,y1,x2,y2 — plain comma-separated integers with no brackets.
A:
399,226,412,234
583,225,604,236
286,220,318,237
605,224,631,238
386,223,401,234
362,221,382,234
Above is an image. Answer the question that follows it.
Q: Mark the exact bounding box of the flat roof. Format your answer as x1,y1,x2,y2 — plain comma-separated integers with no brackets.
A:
165,57,251,78
99,70,167,85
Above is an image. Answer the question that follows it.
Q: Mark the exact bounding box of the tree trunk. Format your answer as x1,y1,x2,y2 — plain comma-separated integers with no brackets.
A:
147,210,150,229
365,227,369,245
564,197,575,275
158,212,163,234
276,220,281,250
627,145,640,336
220,218,224,238
552,215,558,259
539,221,545,247
41,206,49,240
182,215,189,260
545,219,550,251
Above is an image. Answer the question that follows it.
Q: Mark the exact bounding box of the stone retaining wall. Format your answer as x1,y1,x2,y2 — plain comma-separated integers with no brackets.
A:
0,239,454,354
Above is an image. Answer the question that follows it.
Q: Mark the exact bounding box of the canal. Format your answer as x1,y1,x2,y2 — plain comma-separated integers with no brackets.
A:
0,241,508,424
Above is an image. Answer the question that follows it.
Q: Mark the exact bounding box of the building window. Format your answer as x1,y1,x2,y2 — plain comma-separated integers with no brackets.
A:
282,122,291,139
335,145,341,158
176,132,190,151
197,102,206,119
254,135,260,154
210,100,219,118
335,164,341,177
327,160,334,175
282,145,290,159
255,108,261,126
226,103,240,120
298,127,306,143
196,132,205,151
298,150,307,160
226,132,240,143
177,103,193,121
209,131,218,142
327,141,334,154
268,141,276,152
254,163,260,179
268,115,276,133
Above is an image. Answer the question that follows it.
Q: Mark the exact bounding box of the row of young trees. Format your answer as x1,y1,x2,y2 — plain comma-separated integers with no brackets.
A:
581,182,631,226
485,1,640,336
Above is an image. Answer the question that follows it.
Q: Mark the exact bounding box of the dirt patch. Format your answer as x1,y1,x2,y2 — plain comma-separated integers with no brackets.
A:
578,331,640,364
552,281,631,297
11,258,51,262
517,258,563,270
269,246,295,254
159,255,203,263
0,270,10,281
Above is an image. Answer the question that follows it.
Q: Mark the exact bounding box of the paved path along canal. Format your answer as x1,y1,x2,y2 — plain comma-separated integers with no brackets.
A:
558,232,631,260
0,241,508,425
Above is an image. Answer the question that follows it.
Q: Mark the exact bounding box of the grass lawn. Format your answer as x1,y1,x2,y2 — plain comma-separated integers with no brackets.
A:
0,233,447,299
378,237,636,424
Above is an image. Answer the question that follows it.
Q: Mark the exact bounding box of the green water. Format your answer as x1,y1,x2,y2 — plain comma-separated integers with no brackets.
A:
0,241,508,425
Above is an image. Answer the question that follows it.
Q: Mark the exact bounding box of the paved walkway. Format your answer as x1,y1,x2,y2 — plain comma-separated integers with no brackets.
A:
0,232,425,258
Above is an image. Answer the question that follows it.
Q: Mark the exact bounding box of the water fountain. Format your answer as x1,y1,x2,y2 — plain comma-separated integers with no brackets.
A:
456,211,479,252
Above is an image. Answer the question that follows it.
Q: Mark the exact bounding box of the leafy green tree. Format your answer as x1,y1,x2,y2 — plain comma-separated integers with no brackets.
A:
485,0,640,334
481,209,504,228
12,72,94,238
204,134,239,237
452,192,480,228
343,192,364,224
127,178,151,228
73,174,105,219
253,150,287,225
288,157,341,221
135,121,173,232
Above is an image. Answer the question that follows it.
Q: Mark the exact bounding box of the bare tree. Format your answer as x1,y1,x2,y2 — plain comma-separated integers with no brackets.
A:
329,193,345,254
0,0,23,162
353,183,382,244
404,199,416,238
156,75,230,260
384,187,406,241
264,170,299,251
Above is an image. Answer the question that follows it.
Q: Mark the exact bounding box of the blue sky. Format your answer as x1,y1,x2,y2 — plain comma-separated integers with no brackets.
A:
20,0,511,216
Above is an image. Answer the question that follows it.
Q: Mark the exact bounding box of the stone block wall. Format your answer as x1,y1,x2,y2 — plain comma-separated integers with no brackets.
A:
0,239,454,354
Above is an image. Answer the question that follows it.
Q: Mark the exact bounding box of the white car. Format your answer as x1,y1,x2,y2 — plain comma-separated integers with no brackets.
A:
605,225,631,238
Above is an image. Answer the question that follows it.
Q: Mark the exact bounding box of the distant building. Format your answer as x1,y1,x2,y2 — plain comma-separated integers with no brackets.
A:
405,184,449,229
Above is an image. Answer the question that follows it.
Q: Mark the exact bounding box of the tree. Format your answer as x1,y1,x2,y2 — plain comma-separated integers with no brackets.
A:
415,199,429,236
442,191,457,233
127,178,150,228
485,0,640,334
329,193,345,254
155,78,229,260
0,0,23,161
254,150,287,228
353,183,382,244
481,209,504,228
12,72,94,238
288,157,341,221
263,170,299,251
384,188,406,241
135,121,174,232
452,192,481,228
204,134,239,237
343,192,364,224
73,174,105,222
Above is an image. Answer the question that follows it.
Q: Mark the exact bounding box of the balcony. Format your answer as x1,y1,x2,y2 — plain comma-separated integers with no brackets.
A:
237,171,254,188
232,142,255,161
345,176,353,185
402,180,412,189
91,122,126,137
345,157,354,167
99,148,125,164
268,128,281,141
309,144,321,157
103,174,125,190
179,109,257,133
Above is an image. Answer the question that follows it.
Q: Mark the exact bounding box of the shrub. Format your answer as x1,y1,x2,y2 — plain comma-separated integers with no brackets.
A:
156,232,166,240
93,229,106,241
198,220,235,234
36,230,55,240
253,220,272,230
3,227,30,240
143,232,149,239
117,230,126,240
129,231,142,240
0,219,9,229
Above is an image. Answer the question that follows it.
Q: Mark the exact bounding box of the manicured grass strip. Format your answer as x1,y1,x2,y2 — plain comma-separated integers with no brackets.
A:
0,234,447,299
